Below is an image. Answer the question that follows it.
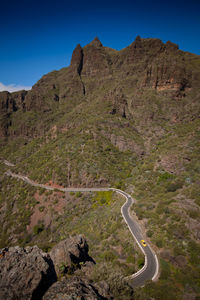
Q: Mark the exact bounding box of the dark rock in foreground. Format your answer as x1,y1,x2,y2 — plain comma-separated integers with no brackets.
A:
43,277,111,300
0,245,57,300
50,234,94,276
0,235,112,300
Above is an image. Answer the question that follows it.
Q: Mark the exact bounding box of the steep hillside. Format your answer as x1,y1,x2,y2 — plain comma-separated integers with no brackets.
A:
0,36,200,299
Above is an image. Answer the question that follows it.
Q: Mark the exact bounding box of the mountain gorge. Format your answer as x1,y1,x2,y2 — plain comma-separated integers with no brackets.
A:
0,36,200,299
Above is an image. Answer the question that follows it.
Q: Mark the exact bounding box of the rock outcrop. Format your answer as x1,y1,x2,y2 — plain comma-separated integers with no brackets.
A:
0,35,199,137
0,246,57,300
0,90,27,114
43,277,111,300
0,236,111,299
50,235,94,276
81,37,111,76
0,90,27,136
70,44,84,75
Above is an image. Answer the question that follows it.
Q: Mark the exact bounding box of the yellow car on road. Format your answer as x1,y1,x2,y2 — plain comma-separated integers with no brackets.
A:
141,240,147,247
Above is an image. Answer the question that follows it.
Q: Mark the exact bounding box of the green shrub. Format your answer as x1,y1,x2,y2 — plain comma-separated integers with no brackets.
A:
38,188,44,195
59,262,67,275
160,259,171,280
39,206,45,212
188,240,200,266
166,180,183,192
155,239,163,248
144,280,178,299
147,230,153,237
92,191,113,206
101,250,117,262
158,172,174,182
126,255,135,264
33,223,45,235
75,191,82,198
137,257,145,268
188,209,199,219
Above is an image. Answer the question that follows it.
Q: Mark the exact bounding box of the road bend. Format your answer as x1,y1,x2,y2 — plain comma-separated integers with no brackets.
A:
5,169,159,287
110,188,159,287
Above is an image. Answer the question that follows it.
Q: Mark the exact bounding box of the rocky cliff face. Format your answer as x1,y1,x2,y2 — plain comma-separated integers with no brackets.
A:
0,35,199,300
81,37,111,76
0,90,27,114
0,236,112,300
50,235,93,276
0,90,27,136
70,44,84,75
0,245,56,300
43,277,110,300
0,36,199,138
0,35,199,186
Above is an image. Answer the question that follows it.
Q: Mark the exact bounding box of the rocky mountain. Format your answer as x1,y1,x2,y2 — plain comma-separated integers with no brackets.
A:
0,36,199,299
1,36,199,138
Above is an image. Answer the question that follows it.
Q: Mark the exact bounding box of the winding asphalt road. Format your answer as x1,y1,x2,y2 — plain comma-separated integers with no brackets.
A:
111,188,159,287
5,168,159,287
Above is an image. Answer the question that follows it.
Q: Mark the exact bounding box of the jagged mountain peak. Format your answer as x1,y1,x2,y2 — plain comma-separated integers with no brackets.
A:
0,34,200,300
129,36,180,53
89,36,103,47
0,35,199,136
129,36,163,49
70,43,83,75
165,40,179,50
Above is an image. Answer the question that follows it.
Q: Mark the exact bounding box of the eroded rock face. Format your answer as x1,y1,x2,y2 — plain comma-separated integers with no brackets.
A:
106,88,129,118
142,62,191,92
0,236,111,299
50,235,93,276
0,90,28,136
0,35,199,139
0,92,17,114
0,246,57,300
81,37,111,76
0,90,27,114
43,277,111,300
70,44,84,75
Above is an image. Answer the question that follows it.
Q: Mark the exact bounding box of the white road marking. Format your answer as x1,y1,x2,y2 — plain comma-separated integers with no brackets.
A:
5,168,159,284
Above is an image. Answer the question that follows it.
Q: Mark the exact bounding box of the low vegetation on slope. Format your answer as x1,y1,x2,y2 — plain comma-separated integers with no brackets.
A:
0,36,200,299
0,174,137,298
132,119,200,299
1,115,199,299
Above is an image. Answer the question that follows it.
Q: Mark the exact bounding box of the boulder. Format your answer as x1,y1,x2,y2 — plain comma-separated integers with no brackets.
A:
0,246,57,300
50,235,94,276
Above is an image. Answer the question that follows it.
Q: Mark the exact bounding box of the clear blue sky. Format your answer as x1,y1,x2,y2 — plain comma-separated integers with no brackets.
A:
0,0,200,91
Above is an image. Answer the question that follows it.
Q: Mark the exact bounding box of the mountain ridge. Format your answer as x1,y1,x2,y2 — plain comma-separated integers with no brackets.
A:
0,35,200,299
1,36,199,111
